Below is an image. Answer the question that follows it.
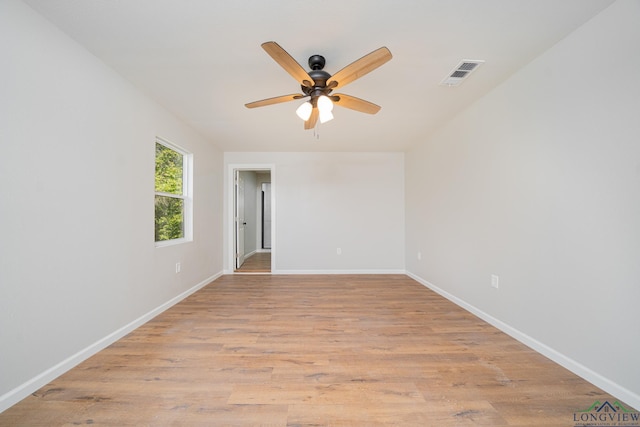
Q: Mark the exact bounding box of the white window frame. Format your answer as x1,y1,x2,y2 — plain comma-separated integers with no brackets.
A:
154,137,193,247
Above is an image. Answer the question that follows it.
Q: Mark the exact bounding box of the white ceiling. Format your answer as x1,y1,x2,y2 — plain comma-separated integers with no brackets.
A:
24,0,614,152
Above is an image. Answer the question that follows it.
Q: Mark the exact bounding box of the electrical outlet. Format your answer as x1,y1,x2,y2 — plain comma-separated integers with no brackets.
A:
176,262,181,273
491,274,499,289
417,252,422,260
336,248,342,255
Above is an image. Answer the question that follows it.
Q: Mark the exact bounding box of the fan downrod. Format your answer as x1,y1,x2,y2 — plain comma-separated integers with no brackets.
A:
308,55,325,70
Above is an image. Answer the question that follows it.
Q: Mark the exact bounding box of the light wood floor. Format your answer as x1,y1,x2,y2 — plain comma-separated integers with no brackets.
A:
0,275,626,426
236,252,271,273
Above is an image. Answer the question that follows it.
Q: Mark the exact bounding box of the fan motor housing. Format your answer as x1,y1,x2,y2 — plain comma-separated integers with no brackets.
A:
302,55,331,96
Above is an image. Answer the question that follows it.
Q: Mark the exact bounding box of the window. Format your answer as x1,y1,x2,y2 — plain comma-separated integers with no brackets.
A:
155,138,192,245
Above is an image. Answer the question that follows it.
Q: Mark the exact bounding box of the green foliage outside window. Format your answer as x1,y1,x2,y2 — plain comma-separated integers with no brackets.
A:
155,142,185,241
155,196,184,241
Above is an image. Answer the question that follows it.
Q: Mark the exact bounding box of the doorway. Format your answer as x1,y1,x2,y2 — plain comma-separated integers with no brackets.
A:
230,166,274,274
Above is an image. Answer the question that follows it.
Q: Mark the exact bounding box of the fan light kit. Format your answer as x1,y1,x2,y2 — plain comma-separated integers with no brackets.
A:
296,95,333,123
245,41,392,130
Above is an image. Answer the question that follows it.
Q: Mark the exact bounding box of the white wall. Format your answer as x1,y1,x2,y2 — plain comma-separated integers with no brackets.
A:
225,152,405,274
405,0,640,408
0,0,223,410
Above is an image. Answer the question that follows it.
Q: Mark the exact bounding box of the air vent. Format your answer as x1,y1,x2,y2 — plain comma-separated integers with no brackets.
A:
440,59,484,87
450,70,469,78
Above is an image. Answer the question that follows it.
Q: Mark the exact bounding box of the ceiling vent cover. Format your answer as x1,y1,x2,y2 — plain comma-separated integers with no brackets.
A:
440,59,484,86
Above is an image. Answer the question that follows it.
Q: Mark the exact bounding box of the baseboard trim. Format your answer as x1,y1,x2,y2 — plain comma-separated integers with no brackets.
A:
224,269,406,276
406,271,640,411
0,271,223,413
274,269,407,275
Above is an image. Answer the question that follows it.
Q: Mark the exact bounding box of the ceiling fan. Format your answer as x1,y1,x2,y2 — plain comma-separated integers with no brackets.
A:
245,41,392,130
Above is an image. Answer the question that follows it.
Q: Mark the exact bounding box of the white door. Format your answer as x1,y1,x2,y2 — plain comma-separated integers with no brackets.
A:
235,171,246,269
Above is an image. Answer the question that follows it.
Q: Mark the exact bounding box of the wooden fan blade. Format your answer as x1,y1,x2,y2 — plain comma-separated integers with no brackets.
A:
262,41,315,88
304,107,319,130
326,47,392,90
333,94,381,114
245,94,305,109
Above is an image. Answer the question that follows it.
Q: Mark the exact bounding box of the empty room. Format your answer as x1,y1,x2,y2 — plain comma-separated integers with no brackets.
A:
1,0,639,425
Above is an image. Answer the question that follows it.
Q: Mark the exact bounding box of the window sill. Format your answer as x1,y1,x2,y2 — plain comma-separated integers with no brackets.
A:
155,237,192,248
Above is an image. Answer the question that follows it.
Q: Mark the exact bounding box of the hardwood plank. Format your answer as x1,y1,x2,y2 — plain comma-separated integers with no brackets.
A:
236,252,271,273
0,274,630,426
